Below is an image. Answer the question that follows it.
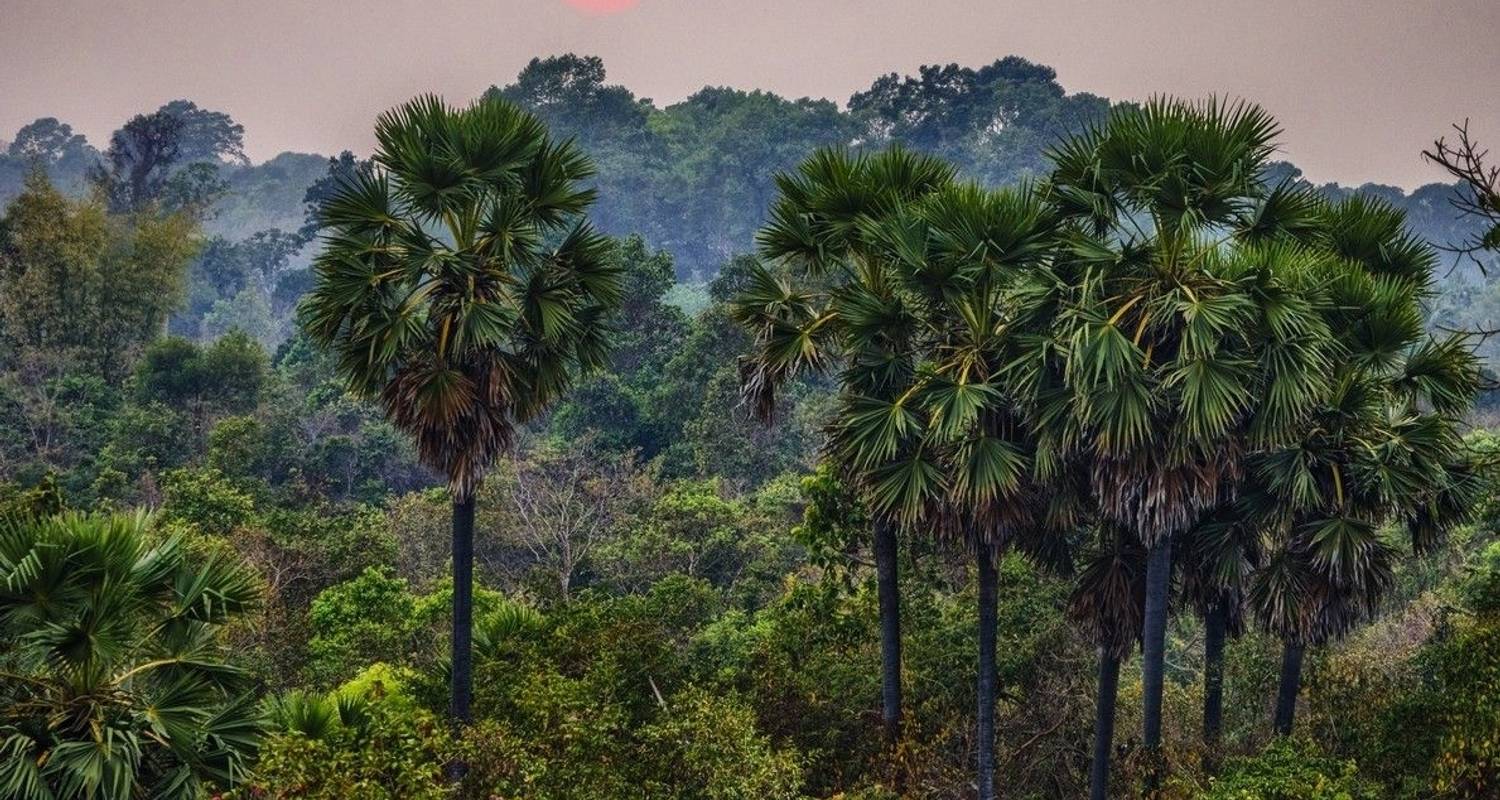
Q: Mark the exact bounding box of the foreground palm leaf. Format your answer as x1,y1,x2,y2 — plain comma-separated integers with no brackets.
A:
301,94,619,730
0,512,261,800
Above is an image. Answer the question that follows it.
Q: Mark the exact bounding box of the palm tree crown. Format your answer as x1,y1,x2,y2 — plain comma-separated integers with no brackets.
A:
302,94,620,501
1250,191,1482,650
1041,97,1339,540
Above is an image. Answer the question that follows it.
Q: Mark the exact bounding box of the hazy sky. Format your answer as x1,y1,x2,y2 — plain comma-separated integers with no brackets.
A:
2,0,1496,189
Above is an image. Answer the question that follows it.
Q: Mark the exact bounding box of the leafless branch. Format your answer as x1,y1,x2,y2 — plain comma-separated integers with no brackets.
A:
1424,121,1500,274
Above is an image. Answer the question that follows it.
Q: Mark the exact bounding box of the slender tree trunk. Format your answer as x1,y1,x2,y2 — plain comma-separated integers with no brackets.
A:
446,495,476,783
451,498,476,720
1273,641,1305,736
1141,537,1173,788
1202,599,1228,766
874,520,903,746
976,547,999,800
1089,648,1122,800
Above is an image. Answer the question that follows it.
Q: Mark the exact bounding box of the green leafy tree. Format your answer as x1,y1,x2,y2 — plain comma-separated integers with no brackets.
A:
849,57,1111,186
159,465,258,537
490,55,661,249
2,118,99,198
0,512,262,799
658,88,856,274
134,332,267,421
90,101,243,216
301,94,620,731
304,568,419,687
0,172,198,382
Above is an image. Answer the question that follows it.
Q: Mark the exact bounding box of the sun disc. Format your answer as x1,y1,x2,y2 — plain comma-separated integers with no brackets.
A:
562,0,640,14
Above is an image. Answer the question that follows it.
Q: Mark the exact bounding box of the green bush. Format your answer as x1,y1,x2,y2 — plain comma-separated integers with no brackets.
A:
242,665,450,800
304,567,420,687
1202,739,1381,800
637,687,803,799
1460,540,1500,615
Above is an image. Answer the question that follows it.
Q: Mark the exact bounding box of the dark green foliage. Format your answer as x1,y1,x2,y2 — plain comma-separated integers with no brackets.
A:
135,332,266,415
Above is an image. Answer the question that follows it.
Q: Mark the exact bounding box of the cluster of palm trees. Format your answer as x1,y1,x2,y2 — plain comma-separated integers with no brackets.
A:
731,98,1481,797
296,92,1479,797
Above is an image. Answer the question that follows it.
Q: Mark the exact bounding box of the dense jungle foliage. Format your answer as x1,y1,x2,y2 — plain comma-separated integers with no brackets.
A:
1,54,1499,800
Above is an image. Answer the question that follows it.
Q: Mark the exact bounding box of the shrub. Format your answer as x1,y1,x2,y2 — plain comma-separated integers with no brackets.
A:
1201,739,1380,800
1429,616,1500,798
243,670,451,800
637,687,803,799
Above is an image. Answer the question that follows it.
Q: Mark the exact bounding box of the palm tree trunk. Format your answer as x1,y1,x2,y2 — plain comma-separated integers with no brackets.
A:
445,495,476,784
1202,599,1227,764
1141,537,1173,786
451,496,476,725
976,547,999,800
1089,648,1122,800
874,519,903,745
1273,641,1305,736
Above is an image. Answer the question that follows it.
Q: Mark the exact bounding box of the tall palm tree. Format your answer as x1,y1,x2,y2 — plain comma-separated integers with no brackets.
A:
0,511,262,800
1250,194,1481,735
1041,98,1339,782
840,181,1078,799
733,146,955,746
302,95,620,732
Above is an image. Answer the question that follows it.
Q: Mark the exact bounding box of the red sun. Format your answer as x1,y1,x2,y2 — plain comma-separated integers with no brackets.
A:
562,0,640,13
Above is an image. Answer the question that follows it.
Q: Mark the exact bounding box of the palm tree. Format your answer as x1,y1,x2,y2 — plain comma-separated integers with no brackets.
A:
302,95,620,733
1069,524,1146,800
732,146,955,746
830,181,1079,799
0,511,262,799
1249,195,1481,735
1041,98,1339,782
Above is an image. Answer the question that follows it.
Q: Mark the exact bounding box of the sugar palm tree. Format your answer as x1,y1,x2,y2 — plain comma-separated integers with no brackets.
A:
840,181,1079,798
733,146,955,746
302,95,620,731
0,511,261,800
1250,194,1481,735
1041,98,1339,782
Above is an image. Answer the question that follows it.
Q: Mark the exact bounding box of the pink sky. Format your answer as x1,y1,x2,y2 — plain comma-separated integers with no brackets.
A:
2,0,1496,189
